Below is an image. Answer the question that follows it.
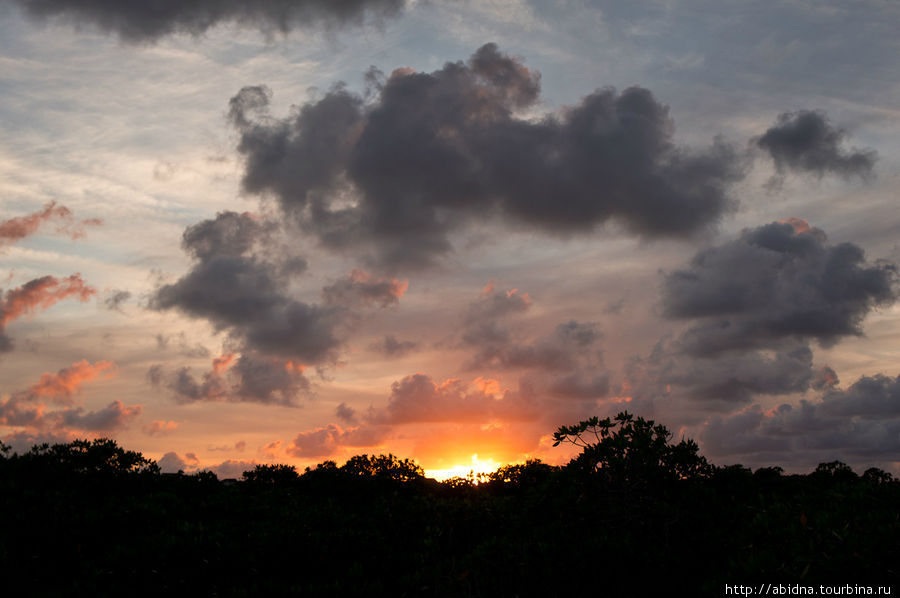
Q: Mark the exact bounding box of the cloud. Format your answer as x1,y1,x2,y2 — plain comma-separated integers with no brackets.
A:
158,451,199,474
321,268,408,308
143,420,179,436
9,0,407,43
102,290,132,312
230,43,747,271
286,422,390,458
819,373,900,418
149,352,311,406
459,286,609,400
627,220,897,410
368,334,418,358
372,373,539,425
57,400,142,431
755,110,877,181
208,440,246,452
151,211,343,363
209,459,257,479
1,274,96,351
699,371,900,468
335,402,357,424
13,359,117,405
155,332,210,359
1,361,138,436
0,201,101,248
661,220,897,352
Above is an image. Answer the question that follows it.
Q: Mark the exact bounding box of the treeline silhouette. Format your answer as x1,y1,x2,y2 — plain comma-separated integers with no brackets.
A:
1,412,898,596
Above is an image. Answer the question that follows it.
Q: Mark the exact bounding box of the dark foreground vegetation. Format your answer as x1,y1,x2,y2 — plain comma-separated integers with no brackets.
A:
2,413,898,596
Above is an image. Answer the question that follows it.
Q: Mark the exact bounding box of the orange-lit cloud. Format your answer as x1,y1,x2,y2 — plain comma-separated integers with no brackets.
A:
18,359,117,405
286,423,391,458
372,373,539,425
143,420,179,436
212,353,235,374
0,201,101,248
1,274,96,327
1,358,138,438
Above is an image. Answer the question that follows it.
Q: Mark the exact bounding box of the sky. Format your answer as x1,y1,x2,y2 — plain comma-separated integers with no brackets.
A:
1,0,899,478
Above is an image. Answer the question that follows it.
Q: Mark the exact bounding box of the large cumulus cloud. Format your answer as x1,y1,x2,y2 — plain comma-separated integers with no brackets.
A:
151,211,342,362
8,0,407,43
152,211,406,364
229,43,747,271
629,220,897,410
662,219,896,352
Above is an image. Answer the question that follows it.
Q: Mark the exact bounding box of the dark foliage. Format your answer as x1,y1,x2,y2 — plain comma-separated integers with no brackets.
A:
1,417,898,596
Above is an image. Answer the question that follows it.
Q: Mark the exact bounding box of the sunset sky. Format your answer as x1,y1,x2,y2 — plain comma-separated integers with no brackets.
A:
1,0,899,478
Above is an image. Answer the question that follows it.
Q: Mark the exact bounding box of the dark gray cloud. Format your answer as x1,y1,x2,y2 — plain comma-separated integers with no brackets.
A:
810,365,840,391
230,44,747,271
9,0,406,43
820,373,900,418
368,334,418,358
629,342,816,410
58,400,142,431
756,110,877,180
149,352,310,407
629,220,897,409
151,211,342,363
158,451,200,474
662,220,897,353
700,371,900,469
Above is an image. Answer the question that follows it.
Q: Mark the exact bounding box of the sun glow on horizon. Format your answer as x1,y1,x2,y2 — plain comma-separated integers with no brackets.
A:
425,454,502,482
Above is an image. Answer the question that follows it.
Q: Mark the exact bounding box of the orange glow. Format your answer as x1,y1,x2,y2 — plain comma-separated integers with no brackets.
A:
425,454,501,482
212,353,235,373
474,376,501,395
284,361,307,373
610,395,633,404
390,66,417,79
779,217,811,234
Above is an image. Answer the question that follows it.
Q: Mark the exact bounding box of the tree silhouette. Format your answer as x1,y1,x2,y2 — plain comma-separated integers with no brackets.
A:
19,438,159,476
553,411,712,483
243,463,299,485
340,453,424,481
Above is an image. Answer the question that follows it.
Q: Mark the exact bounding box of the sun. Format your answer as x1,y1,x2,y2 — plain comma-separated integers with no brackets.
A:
425,454,501,482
